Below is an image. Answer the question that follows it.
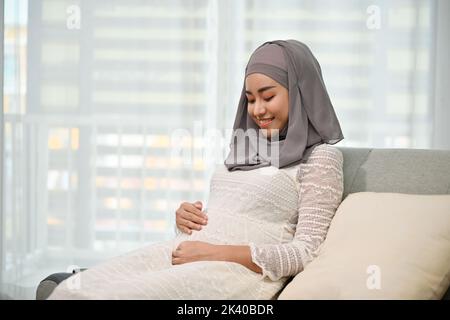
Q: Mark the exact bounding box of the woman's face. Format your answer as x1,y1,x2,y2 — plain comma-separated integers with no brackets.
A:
245,73,289,139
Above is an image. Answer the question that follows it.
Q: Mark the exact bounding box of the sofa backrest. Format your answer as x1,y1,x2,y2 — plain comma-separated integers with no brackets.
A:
336,147,450,201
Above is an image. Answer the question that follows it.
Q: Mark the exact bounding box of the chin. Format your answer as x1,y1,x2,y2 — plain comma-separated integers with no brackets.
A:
261,128,283,140
259,128,273,139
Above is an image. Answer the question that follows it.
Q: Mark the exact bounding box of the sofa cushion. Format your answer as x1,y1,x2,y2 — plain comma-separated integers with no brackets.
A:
278,192,450,299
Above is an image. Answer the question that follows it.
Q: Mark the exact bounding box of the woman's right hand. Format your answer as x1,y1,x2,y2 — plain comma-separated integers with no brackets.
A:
175,201,208,234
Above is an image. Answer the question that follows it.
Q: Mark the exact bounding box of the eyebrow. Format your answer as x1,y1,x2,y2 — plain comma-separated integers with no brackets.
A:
245,86,276,95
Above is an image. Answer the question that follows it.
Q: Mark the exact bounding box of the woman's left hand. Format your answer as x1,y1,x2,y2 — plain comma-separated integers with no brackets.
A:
172,241,219,265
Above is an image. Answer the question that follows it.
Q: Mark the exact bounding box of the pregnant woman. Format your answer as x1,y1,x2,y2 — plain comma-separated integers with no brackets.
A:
48,39,345,300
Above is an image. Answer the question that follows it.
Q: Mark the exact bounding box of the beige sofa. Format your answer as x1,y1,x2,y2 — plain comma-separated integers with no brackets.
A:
36,147,450,300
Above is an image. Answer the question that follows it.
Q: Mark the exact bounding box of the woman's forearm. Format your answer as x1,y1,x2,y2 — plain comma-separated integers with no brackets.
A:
214,245,262,274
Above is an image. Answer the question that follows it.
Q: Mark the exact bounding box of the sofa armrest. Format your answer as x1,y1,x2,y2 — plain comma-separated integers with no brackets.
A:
36,272,73,300
36,269,88,300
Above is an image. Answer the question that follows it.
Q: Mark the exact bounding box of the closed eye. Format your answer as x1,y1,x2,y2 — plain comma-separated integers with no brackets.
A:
248,96,274,104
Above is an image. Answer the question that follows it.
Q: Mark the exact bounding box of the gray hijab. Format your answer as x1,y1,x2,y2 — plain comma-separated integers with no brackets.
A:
224,39,344,171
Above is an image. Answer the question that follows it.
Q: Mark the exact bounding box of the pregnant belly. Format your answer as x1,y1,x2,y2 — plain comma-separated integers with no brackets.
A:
177,208,288,246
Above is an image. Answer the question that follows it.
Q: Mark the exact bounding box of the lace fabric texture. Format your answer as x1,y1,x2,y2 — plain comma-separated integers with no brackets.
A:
249,144,344,280
49,144,343,299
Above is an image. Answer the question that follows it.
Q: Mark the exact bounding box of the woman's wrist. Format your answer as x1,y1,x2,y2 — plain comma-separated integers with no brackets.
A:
213,244,262,274
212,244,229,261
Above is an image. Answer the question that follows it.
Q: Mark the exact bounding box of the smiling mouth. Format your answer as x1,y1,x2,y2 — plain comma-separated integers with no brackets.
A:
259,117,275,128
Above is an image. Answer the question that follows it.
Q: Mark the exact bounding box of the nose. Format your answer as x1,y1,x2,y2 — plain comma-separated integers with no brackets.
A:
253,101,267,118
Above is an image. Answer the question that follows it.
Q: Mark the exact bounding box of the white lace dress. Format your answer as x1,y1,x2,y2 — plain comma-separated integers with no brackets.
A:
48,144,344,300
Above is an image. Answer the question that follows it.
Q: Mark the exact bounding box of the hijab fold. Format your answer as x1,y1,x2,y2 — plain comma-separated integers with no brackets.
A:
224,40,344,171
